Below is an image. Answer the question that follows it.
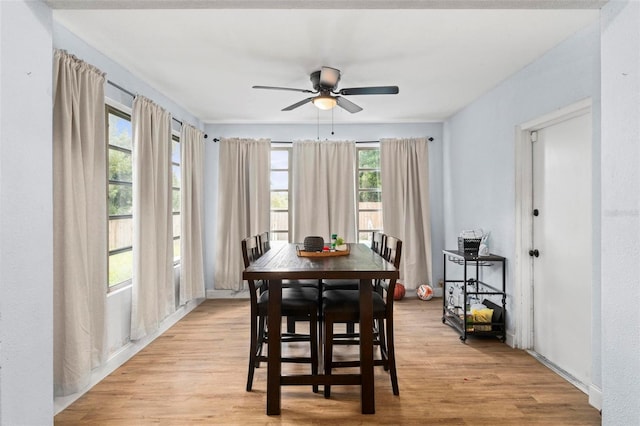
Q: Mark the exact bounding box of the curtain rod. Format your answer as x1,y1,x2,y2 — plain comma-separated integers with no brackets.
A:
106,79,208,139
211,138,434,143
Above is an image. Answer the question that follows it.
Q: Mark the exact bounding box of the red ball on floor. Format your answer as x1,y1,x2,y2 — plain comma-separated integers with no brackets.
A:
394,283,406,300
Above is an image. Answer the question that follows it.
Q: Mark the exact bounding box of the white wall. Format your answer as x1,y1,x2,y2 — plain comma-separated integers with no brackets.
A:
600,1,640,424
0,1,53,424
203,122,445,294
443,19,601,388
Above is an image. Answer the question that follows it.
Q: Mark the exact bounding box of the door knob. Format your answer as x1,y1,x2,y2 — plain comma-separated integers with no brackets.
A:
529,249,540,257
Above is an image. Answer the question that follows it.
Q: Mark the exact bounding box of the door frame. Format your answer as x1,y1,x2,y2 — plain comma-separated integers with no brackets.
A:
514,98,592,349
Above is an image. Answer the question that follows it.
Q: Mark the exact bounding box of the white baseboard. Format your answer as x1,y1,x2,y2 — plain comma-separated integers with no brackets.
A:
526,350,592,397
206,289,250,299
54,298,203,415
589,384,602,411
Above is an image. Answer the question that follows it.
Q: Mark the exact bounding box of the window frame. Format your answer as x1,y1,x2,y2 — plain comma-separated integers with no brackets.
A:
356,146,383,244
106,103,134,292
269,146,291,242
171,133,181,265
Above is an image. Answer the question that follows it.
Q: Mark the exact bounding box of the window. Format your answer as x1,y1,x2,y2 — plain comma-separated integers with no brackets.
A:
357,147,383,244
107,106,133,289
269,145,383,244
172,135,181,264
270,148,290,242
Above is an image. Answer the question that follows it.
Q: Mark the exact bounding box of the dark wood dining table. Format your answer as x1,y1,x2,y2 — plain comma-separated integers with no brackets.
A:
242,242,398,415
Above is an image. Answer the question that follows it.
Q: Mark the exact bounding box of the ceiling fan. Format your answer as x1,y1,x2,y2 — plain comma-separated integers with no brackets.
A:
252,66,399,113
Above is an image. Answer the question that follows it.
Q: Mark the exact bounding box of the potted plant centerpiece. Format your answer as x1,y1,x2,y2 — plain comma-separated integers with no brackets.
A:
335,237,348,251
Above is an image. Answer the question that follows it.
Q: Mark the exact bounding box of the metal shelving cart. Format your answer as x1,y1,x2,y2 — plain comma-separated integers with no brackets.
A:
441,249,506,342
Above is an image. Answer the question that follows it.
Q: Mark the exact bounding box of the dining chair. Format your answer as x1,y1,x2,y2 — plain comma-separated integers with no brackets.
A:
257,232,321,333
242,234,320,393
321,231,387,333
322,231,386,292
322,235,402,397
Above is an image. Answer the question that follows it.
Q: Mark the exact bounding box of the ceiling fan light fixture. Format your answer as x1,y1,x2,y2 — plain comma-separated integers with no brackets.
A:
313,94,337,110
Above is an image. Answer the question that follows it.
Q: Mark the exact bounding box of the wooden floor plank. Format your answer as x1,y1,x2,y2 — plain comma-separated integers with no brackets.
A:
55,298,600,425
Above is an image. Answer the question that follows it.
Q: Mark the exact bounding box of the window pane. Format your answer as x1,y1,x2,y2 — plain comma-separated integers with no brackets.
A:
108,217,133,251
173,213,180,237
270,211,289,232
173,238,180,263
109,250,133,287
108,149,132,182
271,192,288,209
359,191,381,203
108,113,132,150
172,165,180,188
172,140,180,164
173,189,180,213
108,183,132,215
271,171,288,190
359,171,381,190
359,210,383,231
358,149,380,169
271,150,288,169
272,232,288,242
359,231,373,245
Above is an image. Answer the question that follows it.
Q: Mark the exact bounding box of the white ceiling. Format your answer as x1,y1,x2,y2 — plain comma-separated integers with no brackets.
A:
50,1,602,124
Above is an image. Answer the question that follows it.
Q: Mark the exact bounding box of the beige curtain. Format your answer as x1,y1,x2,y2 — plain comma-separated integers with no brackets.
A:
214,138,270,290
53,50,107,396
179,124,206,304
131,96,174,340
291,140,357,244
380,138,432,289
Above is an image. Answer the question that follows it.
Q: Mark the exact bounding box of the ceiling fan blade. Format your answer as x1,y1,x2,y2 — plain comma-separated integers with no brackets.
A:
319,66,341,88
335,96,363,113
339,86,399,96
282,97,314,111
253,85,315,94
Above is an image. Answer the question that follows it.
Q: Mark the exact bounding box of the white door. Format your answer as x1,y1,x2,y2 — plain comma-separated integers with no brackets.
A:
531,110,592,389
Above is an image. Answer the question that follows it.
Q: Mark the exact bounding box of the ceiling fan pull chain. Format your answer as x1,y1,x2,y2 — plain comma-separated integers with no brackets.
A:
331,108,335,135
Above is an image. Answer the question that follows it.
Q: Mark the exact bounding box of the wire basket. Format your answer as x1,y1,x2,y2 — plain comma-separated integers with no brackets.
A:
458,237,481,254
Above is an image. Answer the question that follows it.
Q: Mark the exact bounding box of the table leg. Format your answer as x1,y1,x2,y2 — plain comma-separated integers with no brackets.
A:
267,279,282,415
359,278,375,414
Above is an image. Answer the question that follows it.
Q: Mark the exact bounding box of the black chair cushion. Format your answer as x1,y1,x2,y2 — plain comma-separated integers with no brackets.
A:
322,279,358,291
258,286,319,315
322,289,386,316
285,279,321,288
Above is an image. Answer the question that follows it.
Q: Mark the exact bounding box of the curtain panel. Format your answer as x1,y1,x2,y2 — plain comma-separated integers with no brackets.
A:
214,138,270,290
179,124,206,304
291,140,357,244
380,138,433,289
131,96,174,340
52,50,107,396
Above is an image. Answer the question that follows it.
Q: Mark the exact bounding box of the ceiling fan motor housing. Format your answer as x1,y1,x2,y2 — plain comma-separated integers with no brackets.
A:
310,68,340,92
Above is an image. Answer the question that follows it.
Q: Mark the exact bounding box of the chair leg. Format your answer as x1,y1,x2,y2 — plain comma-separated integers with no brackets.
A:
310,310,319,393
256,315,266,368
247,314,259,391
287,316,296,333
323,314,334,398
377,318,389,371
386,317,399,396
346,321,355,334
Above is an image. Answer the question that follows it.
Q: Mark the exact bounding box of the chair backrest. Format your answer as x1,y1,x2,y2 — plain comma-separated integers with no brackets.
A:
241,235,262,268
258,231,270,255
381,235,402,308
371,231,386,255
382,235,402,269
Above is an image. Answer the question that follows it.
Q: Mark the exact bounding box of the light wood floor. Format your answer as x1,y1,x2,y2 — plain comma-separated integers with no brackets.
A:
55,298,600,425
